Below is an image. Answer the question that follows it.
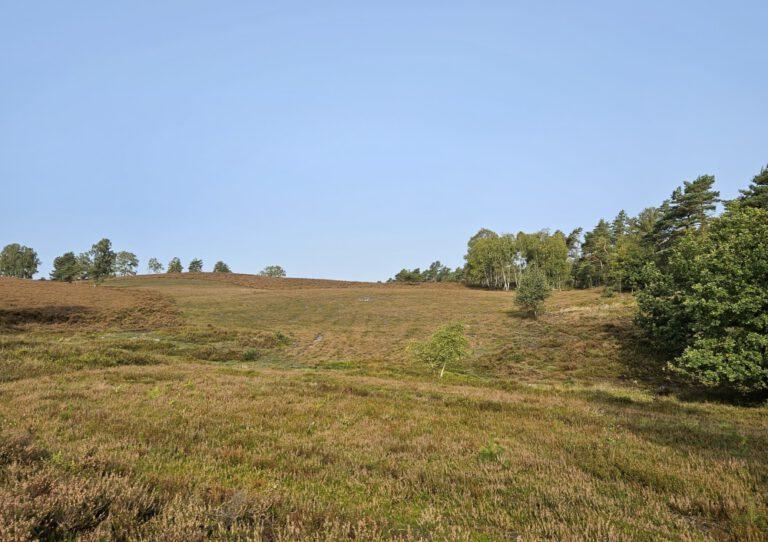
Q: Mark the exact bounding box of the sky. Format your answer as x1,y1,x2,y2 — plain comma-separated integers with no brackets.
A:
2,1,766,281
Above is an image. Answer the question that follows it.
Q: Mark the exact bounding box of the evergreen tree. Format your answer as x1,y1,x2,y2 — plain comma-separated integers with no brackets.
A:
651,175,720,256
213,261,231,273
50,252,80,282
735,164,768,210
167,257,183,273
188,258,203,273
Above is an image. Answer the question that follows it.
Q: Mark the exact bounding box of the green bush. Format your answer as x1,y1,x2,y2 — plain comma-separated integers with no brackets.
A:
637,207,768,396
409,323,470,378
515,266,551,318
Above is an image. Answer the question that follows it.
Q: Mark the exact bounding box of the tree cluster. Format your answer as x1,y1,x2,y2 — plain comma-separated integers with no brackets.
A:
389,261,463,284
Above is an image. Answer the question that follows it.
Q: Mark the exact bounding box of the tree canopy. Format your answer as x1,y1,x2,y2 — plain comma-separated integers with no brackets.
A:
0,244,39,279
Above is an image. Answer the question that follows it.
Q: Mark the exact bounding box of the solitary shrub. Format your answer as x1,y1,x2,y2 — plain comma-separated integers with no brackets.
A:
515,266,551,318
409,323,470,378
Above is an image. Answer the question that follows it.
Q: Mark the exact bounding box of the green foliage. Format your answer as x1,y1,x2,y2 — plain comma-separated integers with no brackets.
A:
213,261,231,273
167,257,183,273
89,238,116,284
147,258,164,273
637,207,768,395
260,265,286,278
409,322,470,378
0,243,40,279
515,266,551,318
390,261,461,283
734,164,768,210
115,251,139,276
463,228,569,291
188,258,203,273
50,252,80,282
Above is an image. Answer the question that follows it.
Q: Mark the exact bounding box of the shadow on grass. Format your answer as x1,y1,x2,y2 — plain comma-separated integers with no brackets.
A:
0,306,94,330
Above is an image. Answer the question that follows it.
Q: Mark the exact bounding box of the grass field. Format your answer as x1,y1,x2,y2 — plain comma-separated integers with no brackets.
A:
1,274,766,541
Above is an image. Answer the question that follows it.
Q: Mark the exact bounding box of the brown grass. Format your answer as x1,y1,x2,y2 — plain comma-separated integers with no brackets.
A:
0,278,180,331
0,275,766,540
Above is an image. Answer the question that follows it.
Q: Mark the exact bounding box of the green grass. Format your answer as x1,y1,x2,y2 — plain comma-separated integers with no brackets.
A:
0,275,766,541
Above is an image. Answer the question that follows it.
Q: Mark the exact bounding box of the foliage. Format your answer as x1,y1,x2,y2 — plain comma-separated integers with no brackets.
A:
734,164,768,210
390,261,460,283
260,265,286,278
515,266,551,318
0,243,40,279
115,251,139,276
409,322,470,378
167,257,183,273
463,229,569,290
637,207,768,395
50,252,80,282
213,261,231,273
147,257,164,273
188,258,203,273
89,238,116,284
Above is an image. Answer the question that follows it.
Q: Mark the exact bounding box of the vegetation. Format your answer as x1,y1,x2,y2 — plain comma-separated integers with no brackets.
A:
213,260,231,273
409,322,469,377
390,261,462,283
259,265,286,277
515,266,551,318
638,206,768,395
167,257,183,273
147,257,164,273
50,251,80,282
188,258,203,273
89,238,116,284
0,243,39,279
115,251,139,276
0,274,765,540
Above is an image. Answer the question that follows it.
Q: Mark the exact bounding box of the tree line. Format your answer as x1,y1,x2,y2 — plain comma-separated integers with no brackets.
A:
391,164,768,397
0,238,292,283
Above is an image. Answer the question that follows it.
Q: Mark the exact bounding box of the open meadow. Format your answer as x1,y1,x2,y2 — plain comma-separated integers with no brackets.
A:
0,274,766,541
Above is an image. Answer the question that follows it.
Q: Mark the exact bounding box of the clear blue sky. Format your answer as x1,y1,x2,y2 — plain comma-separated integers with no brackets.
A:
2,1,766,280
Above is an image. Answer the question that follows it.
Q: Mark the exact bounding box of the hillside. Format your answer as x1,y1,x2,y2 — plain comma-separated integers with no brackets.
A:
0,274,765,541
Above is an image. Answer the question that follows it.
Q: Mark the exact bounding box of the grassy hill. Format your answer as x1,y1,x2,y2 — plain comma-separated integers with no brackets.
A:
0,274,765,540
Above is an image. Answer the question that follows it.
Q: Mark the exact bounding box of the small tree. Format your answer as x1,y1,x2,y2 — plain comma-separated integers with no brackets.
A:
0,244,40,279
213,261,231,273
90,238,116,284
259,265,286,278
50,252,80,282
115,251,139,276
409,323,470,378
167,257,183,273
147,258,164,274
188,258,203,273
515,266,551,318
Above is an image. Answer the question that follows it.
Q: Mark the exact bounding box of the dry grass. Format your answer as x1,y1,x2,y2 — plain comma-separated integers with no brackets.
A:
0,278,180,331
0,275,766,540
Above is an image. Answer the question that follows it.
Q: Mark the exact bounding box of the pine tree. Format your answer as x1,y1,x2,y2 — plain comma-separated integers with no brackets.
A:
736,165,768,210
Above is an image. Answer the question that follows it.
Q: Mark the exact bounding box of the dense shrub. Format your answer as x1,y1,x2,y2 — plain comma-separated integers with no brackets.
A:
637,207,768,395
515,266,551,318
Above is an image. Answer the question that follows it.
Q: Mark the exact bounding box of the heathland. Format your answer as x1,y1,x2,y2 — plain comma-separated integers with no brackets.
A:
0,274,765,541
